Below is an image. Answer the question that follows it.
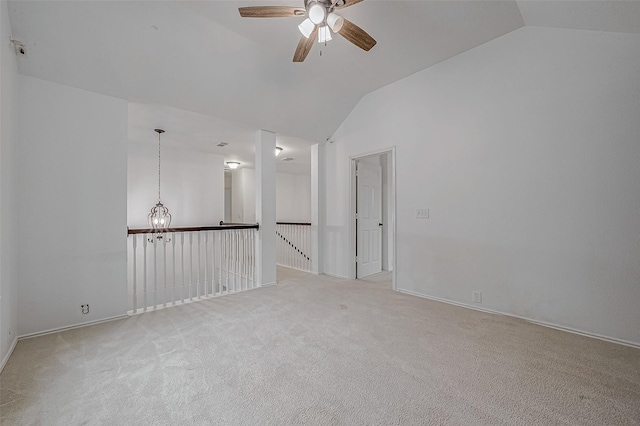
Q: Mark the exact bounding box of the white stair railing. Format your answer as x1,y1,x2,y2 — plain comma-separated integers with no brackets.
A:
276,222,312,272
127,225,258,314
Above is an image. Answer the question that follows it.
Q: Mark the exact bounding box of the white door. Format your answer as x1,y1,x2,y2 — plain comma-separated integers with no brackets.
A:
356,159,382,278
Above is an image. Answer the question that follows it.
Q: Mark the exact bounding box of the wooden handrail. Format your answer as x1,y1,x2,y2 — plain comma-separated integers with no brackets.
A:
219,221,311,226
128,223,259,235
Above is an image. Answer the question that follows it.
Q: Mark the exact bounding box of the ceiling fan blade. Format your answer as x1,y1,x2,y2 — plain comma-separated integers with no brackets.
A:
338,19,376,51
334,0,365,10
293,27,318,62
238,6,305,18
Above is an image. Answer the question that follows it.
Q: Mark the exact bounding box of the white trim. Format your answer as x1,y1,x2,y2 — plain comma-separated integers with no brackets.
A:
349,157,357,280
0,337,18,374
18,315,128,340
350,147,397,291
276,264,311,274
398,288,640,349
321,272,351,280
390,147,397,292
128,285,268,316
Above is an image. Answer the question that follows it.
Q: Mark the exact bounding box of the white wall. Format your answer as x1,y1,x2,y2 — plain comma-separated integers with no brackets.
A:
17,75,128,336
224,171,232,222
231,169,311,223
276,172,311,222
231,168,256,223
0,0,18,366
326,27,640,345
127,143,224,228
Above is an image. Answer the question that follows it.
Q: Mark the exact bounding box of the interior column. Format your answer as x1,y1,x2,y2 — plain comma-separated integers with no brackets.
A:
311,142,325,274
255,129,277,286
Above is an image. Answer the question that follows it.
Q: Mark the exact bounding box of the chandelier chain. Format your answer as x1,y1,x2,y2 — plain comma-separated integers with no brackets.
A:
157,130,161,202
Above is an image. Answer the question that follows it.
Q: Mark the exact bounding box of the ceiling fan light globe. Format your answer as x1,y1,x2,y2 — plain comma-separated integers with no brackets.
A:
298,18,315,38
318,25,332,43
327,13,344,32
308,3,326,25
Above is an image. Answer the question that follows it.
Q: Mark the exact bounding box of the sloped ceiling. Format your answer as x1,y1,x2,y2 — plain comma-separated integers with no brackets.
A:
7,1,640,146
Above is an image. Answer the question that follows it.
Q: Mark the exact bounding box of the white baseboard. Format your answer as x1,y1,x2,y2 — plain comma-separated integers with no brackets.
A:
276,264,313,274
0,336,18,374
398,288,640,350
321,272,351,280
260,281,277,287
18,315,128,340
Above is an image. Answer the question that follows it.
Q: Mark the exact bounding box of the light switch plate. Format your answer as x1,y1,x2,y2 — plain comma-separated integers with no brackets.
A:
416,209,429,219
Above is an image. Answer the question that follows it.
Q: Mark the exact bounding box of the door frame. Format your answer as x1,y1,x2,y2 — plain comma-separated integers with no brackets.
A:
349,146,397,290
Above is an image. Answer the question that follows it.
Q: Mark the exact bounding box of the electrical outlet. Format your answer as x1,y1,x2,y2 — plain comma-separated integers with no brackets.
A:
416,209,429,219
472,291,482,304
81,304,90,314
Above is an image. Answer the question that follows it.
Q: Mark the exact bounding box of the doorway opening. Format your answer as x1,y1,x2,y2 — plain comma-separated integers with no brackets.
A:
350,148,396,290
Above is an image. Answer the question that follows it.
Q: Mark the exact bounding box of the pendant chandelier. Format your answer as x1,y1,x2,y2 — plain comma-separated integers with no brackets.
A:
147,128,171,233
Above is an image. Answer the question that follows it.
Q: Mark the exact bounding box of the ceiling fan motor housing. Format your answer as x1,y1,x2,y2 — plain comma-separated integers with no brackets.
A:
305,0,336,15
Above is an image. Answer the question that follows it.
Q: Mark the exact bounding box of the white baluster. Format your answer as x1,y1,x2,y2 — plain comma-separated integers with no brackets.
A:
143,235,148,311
197,232,202,298
214,230,220,295
298,225,302,270
132,235,137,313
235,230,240,292
189,232,194,302
172,235,176,305
245,230,249,289
227,231,232,293
204,231,209,297
253,229,257,288
153,235,158,309
163,236,167,308
181,233,185,303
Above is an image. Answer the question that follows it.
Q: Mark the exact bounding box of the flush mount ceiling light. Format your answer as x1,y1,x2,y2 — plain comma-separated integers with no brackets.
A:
238,0,376,62
226,161,241,170
275,146,283,156
147,129,171,237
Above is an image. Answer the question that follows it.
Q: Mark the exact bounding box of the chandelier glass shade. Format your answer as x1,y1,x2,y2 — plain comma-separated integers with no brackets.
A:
148,201,171,229
147,129,171,230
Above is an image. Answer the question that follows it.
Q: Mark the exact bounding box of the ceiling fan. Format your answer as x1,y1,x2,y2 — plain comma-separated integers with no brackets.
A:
238,0,376,62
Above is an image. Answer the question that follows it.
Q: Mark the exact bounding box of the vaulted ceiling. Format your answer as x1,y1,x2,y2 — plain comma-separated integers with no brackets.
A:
8,1,640,146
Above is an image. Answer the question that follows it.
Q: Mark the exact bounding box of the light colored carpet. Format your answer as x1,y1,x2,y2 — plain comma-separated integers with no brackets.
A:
1,267,639,425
